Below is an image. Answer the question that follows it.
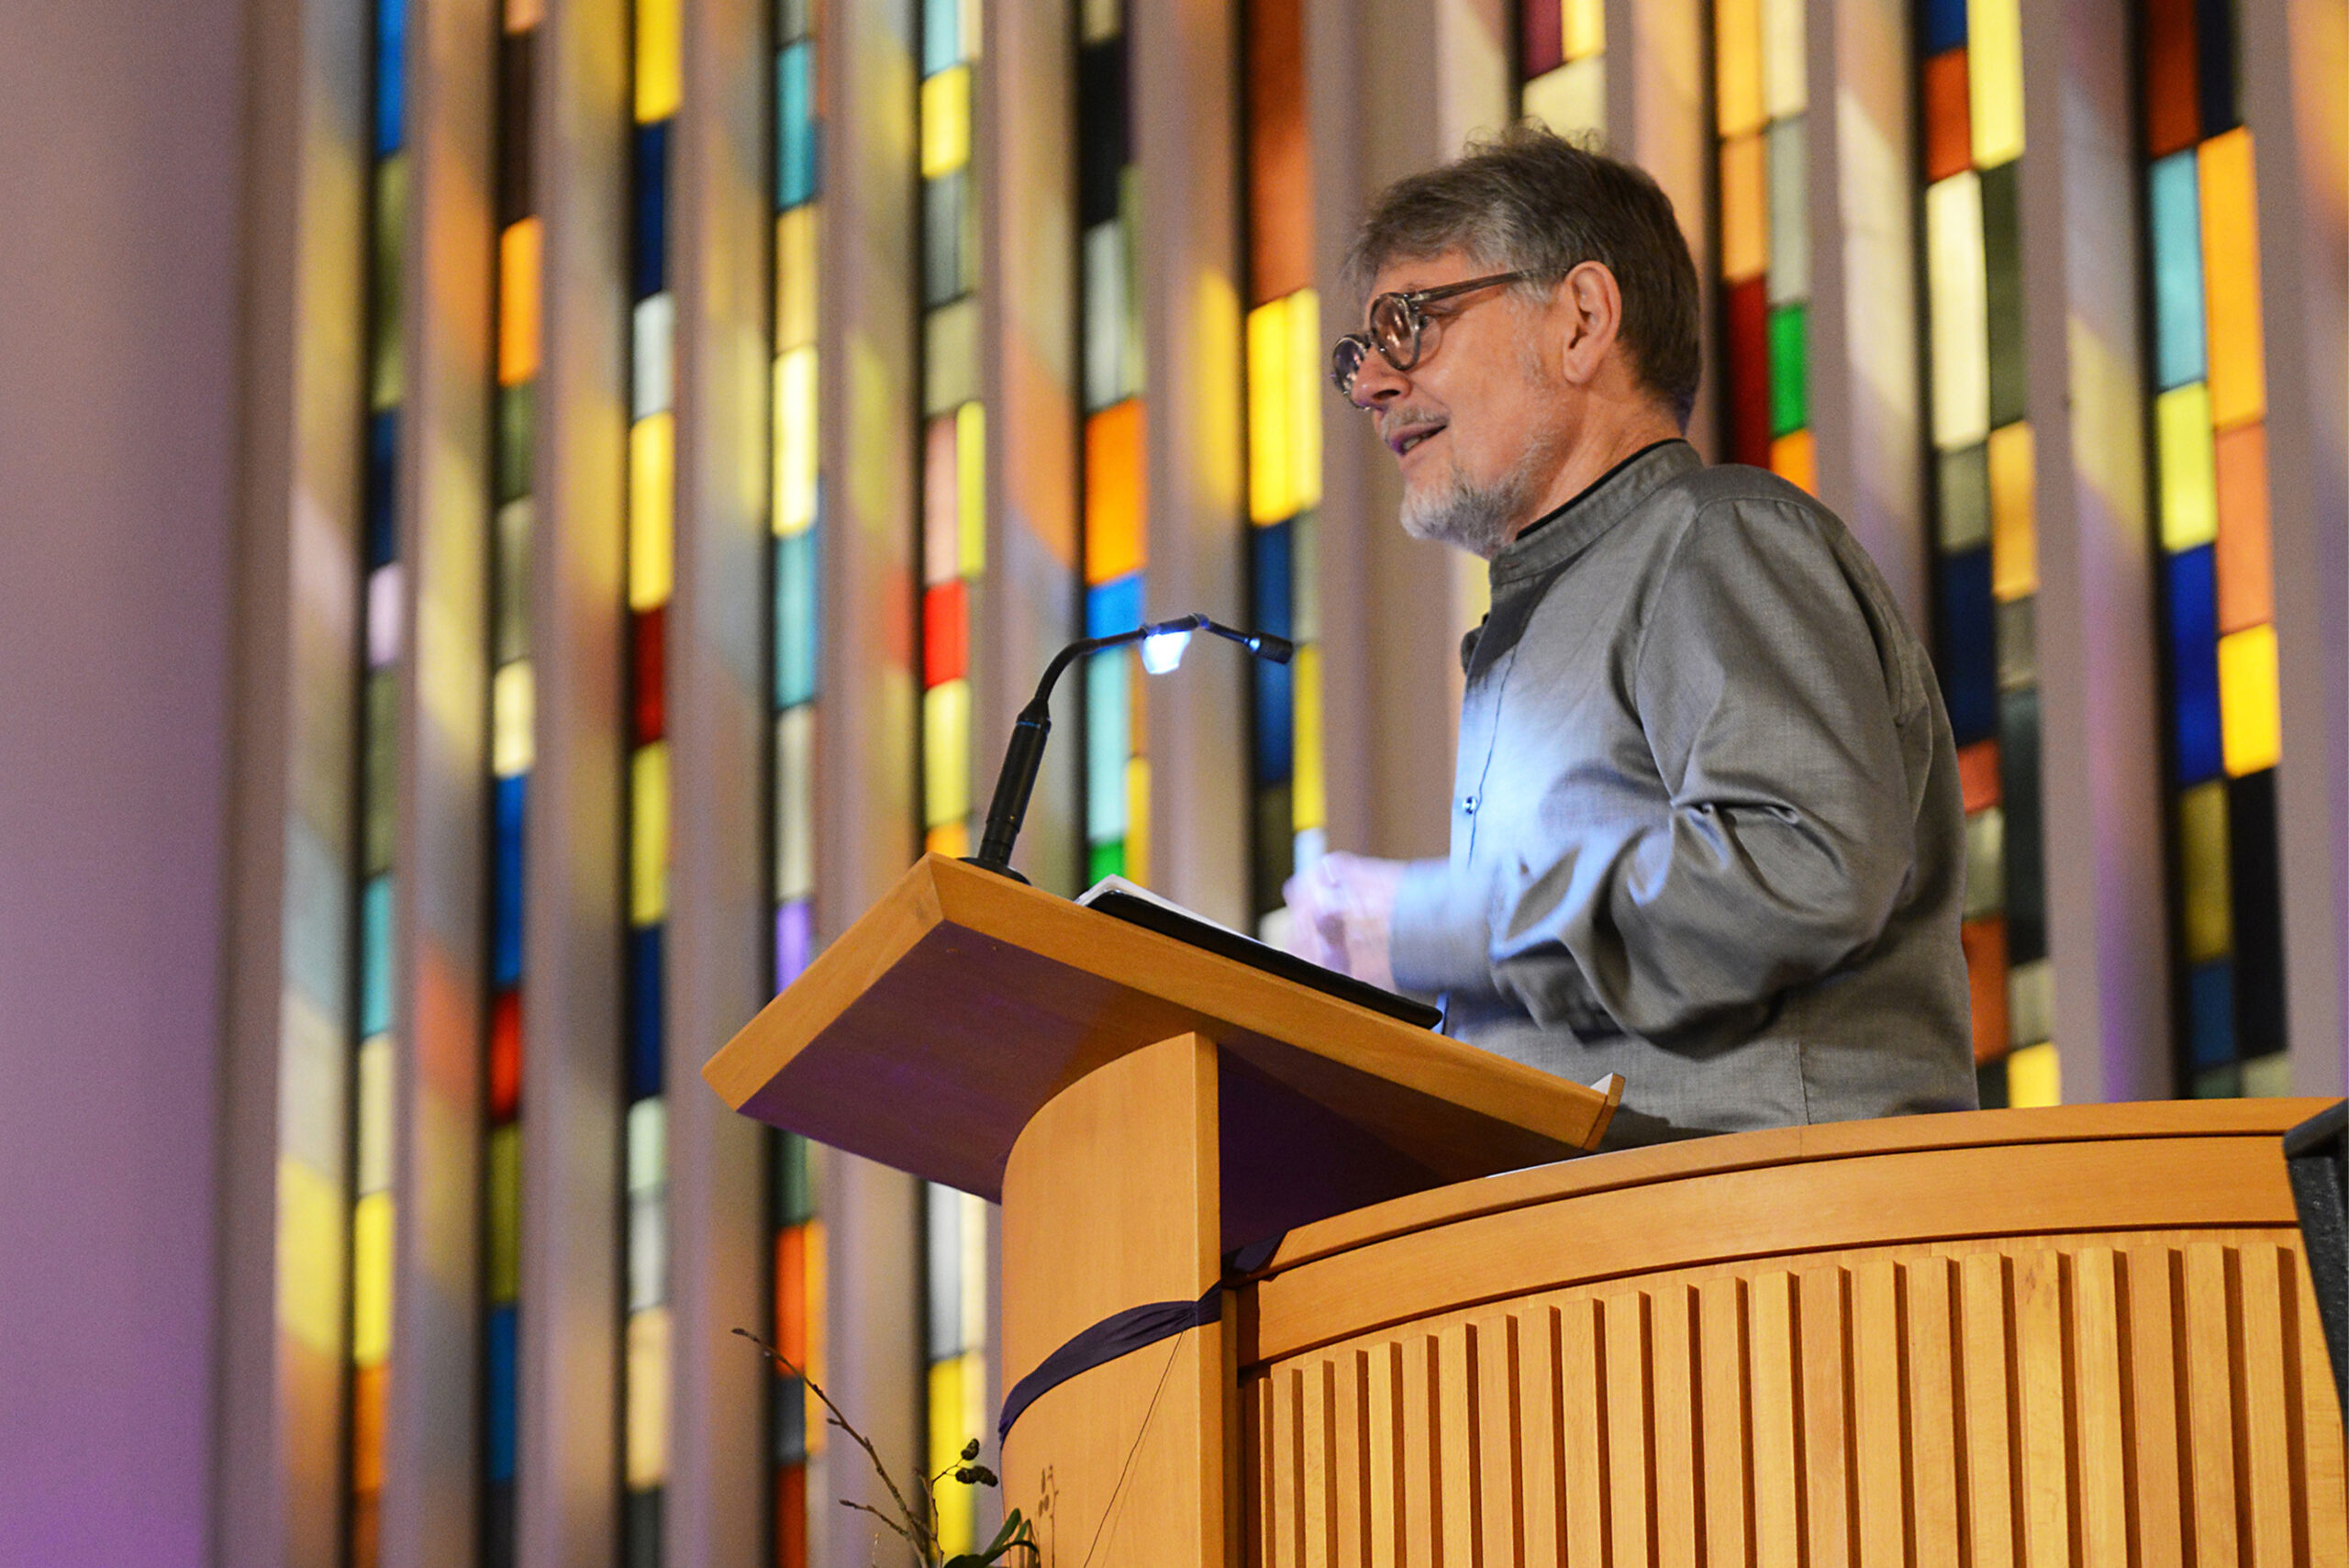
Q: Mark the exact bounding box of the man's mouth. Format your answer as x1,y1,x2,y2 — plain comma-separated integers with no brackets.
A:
1386,422,1446,458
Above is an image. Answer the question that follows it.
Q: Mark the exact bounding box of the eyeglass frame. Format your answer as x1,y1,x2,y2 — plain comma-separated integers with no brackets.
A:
1329,270,1541,398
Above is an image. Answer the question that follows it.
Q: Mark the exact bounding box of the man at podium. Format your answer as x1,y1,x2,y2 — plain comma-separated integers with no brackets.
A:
1290,128,1976,1146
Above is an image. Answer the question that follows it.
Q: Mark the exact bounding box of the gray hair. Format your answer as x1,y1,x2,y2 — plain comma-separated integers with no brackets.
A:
1343,126,1702,428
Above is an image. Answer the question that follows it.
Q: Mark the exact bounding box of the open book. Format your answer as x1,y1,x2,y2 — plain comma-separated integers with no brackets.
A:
1075,875,1443,1029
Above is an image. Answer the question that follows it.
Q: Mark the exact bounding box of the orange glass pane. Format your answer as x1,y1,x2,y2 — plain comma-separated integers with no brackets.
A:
926,820,971,859
1720,133,1767,284
498,218,541,387
1084,399,1146,584
1246,0,1310,304
1987,420,2035,601
2198,128,2266,430
1961,915,2009,1062
352,1364,388,1491
775,1225,807,1364
1768,428,1814,493
2213,421,2273,633
1922,50,1972,183
2141,0,2199,158
1957,740,2001,814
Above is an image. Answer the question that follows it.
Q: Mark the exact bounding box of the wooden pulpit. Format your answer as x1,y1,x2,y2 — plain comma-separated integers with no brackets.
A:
702,853,1622,1563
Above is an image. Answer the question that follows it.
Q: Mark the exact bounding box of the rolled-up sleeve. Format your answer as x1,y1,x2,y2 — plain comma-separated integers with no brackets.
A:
1399,498,1920,1040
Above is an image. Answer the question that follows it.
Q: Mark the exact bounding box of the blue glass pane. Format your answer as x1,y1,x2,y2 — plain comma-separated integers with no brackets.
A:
2185,959,2234,1067
361,874,395,1038
922,0,959,75
491,774,525,989
1084,651,1128,842
486,1305,518,1482
1937,547,1998,745
2165,545,2222,784
1918,0,1966,56
1085,573,1143,639
1253,659,1294,788
2148,153,2207,392
632,122,668,302
1251,521,1294,639
375,0,406,156
773,1374,807,1463
368,413,399,568
774,528,818,708
629,925,663,1099
777,43,817,210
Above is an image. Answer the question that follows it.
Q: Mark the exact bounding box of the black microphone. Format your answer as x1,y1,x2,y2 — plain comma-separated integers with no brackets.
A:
964,613,1295,884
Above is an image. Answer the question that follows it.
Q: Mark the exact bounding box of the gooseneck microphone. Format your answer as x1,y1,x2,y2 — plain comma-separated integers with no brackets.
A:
965,614,1294,883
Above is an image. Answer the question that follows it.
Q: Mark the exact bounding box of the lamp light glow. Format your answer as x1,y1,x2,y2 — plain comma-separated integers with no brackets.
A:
1140,628,1192,674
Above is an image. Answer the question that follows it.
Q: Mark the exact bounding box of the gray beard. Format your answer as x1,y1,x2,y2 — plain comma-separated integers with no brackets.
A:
1397,447,1545,559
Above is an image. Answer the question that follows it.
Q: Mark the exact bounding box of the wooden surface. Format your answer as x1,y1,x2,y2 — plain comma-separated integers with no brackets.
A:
1237,1102,2349,1567
999,1033,1232,1568
701,854,1618,1202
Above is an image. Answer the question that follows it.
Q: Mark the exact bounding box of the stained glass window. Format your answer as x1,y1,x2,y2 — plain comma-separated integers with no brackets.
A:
348,0,407,1560
481,2,538,1562
1718,0,1814,488
1077,0,1148,885
2138,0,2285,1098
624,0,677,1557
1243,0,1323,931
1917,0,2055,1110
1517,0,1604,138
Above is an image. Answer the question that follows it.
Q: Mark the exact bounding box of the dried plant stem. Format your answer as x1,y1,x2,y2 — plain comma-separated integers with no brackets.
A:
732,1328,939,1561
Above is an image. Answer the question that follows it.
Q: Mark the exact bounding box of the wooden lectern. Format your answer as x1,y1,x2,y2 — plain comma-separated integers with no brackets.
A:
704,853,1622,1563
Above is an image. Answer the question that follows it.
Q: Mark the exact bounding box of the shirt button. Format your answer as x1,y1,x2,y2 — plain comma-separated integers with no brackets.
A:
1462,795,1478,816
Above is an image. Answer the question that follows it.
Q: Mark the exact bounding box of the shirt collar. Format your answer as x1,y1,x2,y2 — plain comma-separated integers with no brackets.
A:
1489,438,1699,588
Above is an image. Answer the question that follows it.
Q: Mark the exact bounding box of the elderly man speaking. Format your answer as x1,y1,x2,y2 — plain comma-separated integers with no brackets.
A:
1286,128,1976,1147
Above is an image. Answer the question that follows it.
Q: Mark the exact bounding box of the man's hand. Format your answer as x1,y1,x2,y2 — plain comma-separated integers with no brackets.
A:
1281,853,1407,991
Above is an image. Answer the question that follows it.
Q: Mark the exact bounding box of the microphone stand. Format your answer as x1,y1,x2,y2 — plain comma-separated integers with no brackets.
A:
964,613,1294,884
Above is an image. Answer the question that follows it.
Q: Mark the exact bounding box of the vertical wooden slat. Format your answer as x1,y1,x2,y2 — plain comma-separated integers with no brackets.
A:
1798,1265,1854,1568
2123,1247,2188,1568
1246,1373,1273,1568
1437,1320,1480,1566
1748,1272,1802,1568
1520,1306,1567,1568
1268,1364,1302,1568
2069,1248,2132,1567
1472,1316,1523,1568
1648,1284,1700,1568
2182,1241,2244,1568
1370,1340,1403,1568
1303,1357,1337,1568
2012,1250,2076,1567
1851,1259,1909,1567
1959,1251,2020,1568
1699,1276,1753,1568
1561,1296,1610,1568
1603,1292,1653,1568
1333,1350,1369,1567
1400,1334,1440,1568
2235,1245,2298,1567
2298,1258,2349,1568
1904,1259,1962,1568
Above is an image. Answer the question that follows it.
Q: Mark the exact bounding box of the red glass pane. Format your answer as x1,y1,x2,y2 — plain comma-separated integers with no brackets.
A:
1521,0,1563,79
632,605,665,743
489,990,521,1121
1248,0,1311,304
1922,50,1973,183
923,579,969,689
1956,740,2001,814
1725,276,1772,468
1961,915,2009,1062
2143,0,2199,157
776,1465,807,1568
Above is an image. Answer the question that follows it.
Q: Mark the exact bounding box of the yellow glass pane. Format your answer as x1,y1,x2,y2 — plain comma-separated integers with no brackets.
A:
1762,0,1805,118
774,206,817,352
629,413,674,608
1720,134,1767,284
2198,128,2266,430
925,295,980,416
634,0,681,123
351,1190,395,1367
357,1034,393,1196
277,1155,346,1355
2218,623,2281,776
1564,0,1603,60
1081,0,1119,45
774,347,818,535
956,400,986,576
2008,958,2054,1048
505,0,542,29
924,679,972,828
1987,421,2035,601
625,1307,670,1488
1247,297,1293,524
958,1191,988,1348
926,820,971,859
1521,56,1604,139
1125,755,1152,887
929,1357,976,1553
486,1124,519,1304
2242,1053,2295,1097
802,1218,828,1399
1293,644,1325,833
1769,428,1815,493
2005,1040,2060,1107
371,155,409,413
2176,781,2232,962
1287,288,1322,512
1925,172,1989,450
630,740,670,925
1715,0,1764,137
774,706,813,901
1965,0,2023,167
498,218,541,387
960,0,981,62
2155,383,2218,550
492,660,534,778
919,64,972,179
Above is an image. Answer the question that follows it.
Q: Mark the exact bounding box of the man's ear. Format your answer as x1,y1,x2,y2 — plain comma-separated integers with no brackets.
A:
1558,261,1624,384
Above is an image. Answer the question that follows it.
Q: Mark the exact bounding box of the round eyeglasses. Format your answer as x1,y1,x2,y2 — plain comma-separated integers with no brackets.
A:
1329,271,1536,398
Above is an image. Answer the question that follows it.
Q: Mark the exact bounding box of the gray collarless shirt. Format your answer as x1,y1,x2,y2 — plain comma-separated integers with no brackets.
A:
1388,440,1976,1146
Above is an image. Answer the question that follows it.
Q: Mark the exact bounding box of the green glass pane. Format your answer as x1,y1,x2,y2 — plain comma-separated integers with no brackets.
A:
496,382,533,505
1767,303,1807,437
922,171,965,308
774,529,817,708
1980,160,2025,429
495,499,531,666
1996,596,2036,693
1088,840,1125,884
371,154,409,413
366,671,397,874
771,1131,812,1226
1936,442,1990,553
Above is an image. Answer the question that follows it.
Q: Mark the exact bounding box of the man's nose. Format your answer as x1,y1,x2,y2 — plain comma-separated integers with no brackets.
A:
1348,353,1407,410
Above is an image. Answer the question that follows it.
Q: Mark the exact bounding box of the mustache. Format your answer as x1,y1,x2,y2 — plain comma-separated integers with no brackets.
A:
1375,404,1447,441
